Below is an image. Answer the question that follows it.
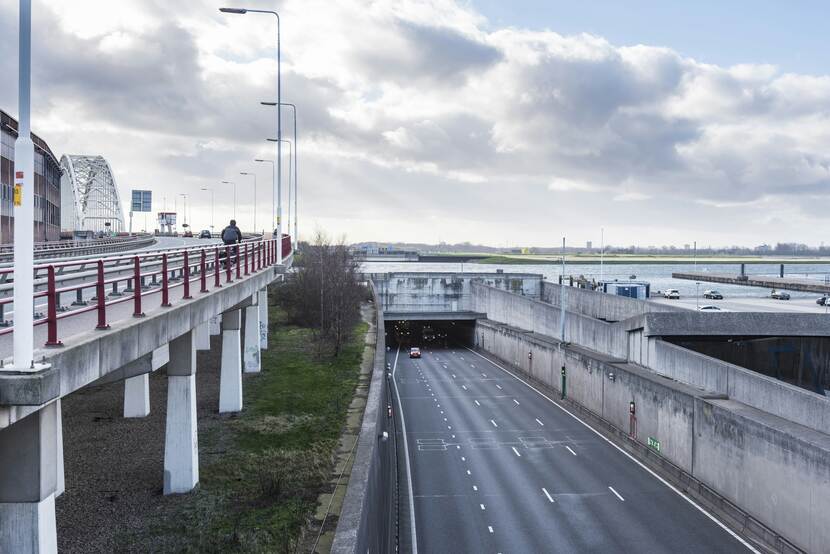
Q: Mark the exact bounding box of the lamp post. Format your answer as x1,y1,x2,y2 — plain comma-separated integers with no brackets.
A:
222,180,236,220
201,187,214,230
220,6,281,258
266,137,292,239
560,236,567,344
254,158,275,234
179,193,188,231
239,171,257,233
263,101,298,248
13,0,35,370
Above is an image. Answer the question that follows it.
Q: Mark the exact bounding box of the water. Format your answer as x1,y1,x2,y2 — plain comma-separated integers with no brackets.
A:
362,261,830,300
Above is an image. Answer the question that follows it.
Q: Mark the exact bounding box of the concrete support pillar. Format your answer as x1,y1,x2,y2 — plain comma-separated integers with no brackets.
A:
243,303,261,373
209,315,220,336
258,288,268,350
219,309,243,413
0,402,59,554
163,331,198,495
124,374,150,418
195,321,211,350
56,400,64,497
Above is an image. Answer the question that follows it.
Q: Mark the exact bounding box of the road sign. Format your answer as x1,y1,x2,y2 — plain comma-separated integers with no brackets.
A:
131,190,152,212
648,437,661,453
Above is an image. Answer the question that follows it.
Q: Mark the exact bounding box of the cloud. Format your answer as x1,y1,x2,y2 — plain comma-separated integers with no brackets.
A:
0,0,829,247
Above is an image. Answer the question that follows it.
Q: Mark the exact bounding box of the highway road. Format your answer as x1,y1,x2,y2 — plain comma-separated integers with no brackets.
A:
392,345,756,553
650,294,830,313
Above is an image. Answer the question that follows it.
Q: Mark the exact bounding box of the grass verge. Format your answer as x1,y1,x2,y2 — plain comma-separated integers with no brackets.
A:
152,290,369,553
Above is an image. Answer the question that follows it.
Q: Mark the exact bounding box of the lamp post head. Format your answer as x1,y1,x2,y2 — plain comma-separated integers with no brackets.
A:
260,101,277,106
240,172,252,176
219,7,247,14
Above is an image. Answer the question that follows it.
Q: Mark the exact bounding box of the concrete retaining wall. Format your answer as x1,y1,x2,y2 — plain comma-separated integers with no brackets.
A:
541,281,680,322
332,282,396,553
475,318,830,553
471,282,628,358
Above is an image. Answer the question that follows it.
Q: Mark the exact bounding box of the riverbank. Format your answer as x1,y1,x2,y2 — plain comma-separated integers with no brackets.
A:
419,253,830,265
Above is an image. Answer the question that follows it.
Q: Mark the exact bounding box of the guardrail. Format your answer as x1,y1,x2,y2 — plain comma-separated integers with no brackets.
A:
0,234,157,263
0,235,292,348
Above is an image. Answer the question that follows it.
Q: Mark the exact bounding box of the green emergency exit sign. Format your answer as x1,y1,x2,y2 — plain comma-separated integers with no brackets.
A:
648,437,661,452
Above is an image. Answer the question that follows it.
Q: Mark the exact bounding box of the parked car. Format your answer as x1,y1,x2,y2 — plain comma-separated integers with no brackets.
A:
409,347,421,359
702,290,723,300
663,289,680,299
698,305,723,312
199,229,212,239
770,290,791,300
817,296,830,306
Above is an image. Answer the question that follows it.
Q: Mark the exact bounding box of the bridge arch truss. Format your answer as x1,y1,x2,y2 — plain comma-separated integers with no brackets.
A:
60,154,126,233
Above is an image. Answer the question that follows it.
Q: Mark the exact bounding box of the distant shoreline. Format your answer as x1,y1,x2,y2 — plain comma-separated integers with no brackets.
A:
366,254,830,266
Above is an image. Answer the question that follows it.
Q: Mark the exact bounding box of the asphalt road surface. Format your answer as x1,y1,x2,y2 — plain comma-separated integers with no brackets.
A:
393,345,756,553
650,294,830,313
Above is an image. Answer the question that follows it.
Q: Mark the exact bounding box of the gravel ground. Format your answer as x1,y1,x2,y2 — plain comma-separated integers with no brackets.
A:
55,333,232,553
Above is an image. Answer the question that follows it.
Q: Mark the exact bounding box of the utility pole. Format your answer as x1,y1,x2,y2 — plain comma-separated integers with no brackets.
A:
560,236,566,344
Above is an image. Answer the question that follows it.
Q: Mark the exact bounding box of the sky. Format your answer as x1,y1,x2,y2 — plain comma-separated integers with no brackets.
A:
1,0,830,249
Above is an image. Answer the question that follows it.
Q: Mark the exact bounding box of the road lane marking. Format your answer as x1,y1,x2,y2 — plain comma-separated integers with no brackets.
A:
467,469,472,475
440,411,444,414
461,456,466,461
443,418,447,422
565,446,577,456
452,374,456,379
448,425,452,430
391,346,418,553
490,419,498,428
488,526,494,534
471,364,476,368
496,384,502,390
481,373,487,378
463,346,759,553
609,486,625,502
542,488,555,503
461,385,468,391
452,434,456,438
473,485,478,491
513,399,520,406
511,446,522,457
474,400,481,407
535,418,544,426
480,503,486,511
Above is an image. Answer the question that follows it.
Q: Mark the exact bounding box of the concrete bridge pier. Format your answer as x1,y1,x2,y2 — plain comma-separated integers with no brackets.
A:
209,315,221,336
258,288,268,349
56,400,64,497
219,309,243,413
123,375,150,418
0,401,59,553
243,297,261,373
163,330,199,495
195,321,211,350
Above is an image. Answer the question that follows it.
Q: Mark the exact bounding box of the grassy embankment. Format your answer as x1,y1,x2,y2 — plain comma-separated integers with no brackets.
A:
156,291,369,552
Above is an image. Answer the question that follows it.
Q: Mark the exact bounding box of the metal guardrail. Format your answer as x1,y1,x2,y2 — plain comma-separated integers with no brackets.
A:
0,235,158,264
0,235,292,348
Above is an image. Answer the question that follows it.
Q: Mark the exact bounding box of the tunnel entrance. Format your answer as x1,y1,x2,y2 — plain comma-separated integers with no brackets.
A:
385,319,476,349
665,335,830,396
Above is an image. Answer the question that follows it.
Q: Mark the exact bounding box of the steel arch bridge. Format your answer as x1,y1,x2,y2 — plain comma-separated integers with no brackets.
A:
60,155,126,233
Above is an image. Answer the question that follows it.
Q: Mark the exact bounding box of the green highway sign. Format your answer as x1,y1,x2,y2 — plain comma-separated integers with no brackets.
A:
648,437,661,453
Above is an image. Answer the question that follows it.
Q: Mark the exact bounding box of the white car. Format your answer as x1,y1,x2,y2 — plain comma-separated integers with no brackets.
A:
664,289,680,299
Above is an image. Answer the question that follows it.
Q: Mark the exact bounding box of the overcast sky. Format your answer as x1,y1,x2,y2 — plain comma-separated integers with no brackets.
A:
2,0,830,248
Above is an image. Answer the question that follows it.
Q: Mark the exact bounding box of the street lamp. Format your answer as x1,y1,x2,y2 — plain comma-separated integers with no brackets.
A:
222,180,236,220
220,6,281,258
263,101,298,248
266,137,292,239
254,158,275,234
201,187,215,230
179,193,188,231
240,171,257,233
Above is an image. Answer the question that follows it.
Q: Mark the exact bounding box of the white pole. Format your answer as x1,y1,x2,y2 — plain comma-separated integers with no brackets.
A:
600,227,604,284
14,0,34,369
560,236,566,344
275,16,282,260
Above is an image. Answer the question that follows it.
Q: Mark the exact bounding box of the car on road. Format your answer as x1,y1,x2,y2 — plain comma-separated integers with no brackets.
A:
698,305,725,312
409,347,421,358
817,296,830,306
183,230,193,238
702,290,723,300
199,229,212,239
770,290,791,300
663,289,680,299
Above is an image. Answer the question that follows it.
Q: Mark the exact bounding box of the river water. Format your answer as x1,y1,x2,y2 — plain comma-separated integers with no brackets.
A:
362,261,830,300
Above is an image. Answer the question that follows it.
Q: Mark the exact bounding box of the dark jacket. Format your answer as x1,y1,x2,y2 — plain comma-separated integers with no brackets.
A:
221,224,242,245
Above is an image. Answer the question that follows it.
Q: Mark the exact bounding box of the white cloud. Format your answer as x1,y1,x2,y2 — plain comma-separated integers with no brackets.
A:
1,0,829,247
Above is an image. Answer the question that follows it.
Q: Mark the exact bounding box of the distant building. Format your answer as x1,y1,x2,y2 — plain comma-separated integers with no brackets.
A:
684,244,691,250
586,241,592,250
0,109,62,242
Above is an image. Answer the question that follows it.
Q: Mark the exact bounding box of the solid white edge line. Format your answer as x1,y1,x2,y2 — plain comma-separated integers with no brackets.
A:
566,446,577,456
513,399,520,405
511,446,522,457
609,486,625,502
535,418,544,426
542,487,555,503
464,346,759,554
392,345,419,554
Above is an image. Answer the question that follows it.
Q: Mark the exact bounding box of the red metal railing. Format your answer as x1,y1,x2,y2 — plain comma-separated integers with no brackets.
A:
5,236,293,348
